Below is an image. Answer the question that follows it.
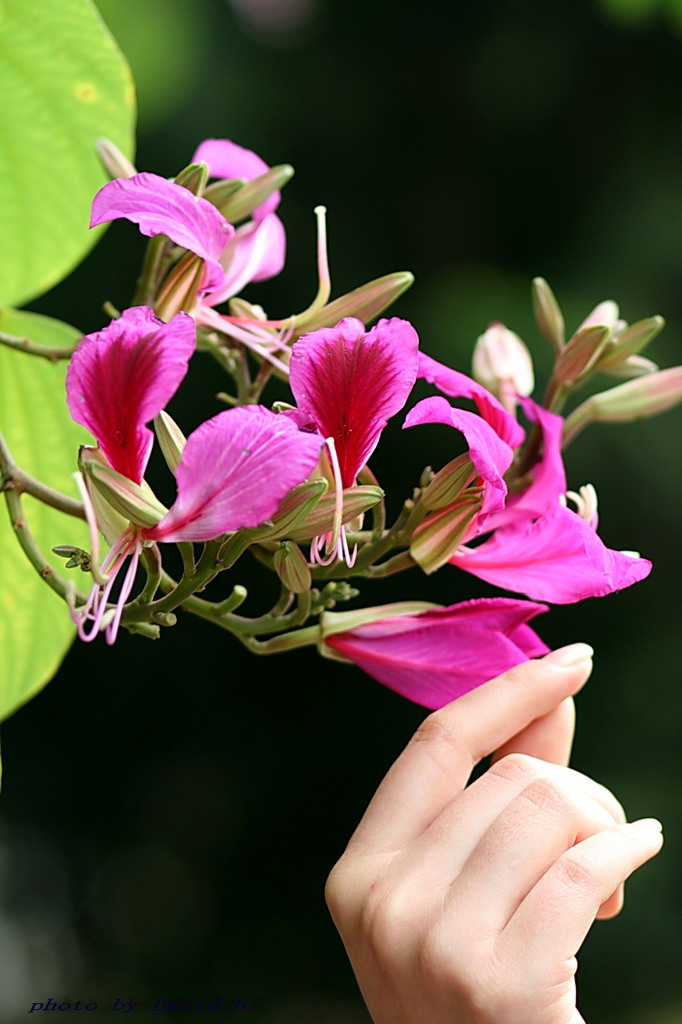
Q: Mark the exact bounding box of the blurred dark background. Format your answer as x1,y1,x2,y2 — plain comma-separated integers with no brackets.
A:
2,0,681,1020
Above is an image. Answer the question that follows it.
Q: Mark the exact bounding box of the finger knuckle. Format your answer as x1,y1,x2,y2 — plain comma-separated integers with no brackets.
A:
488,751,544,785
556,849,598,892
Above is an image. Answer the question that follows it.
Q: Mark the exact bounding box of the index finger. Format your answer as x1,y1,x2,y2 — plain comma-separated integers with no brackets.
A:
347,644,594,854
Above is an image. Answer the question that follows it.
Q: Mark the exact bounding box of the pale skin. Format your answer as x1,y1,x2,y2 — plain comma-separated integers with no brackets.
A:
325,644,664,1024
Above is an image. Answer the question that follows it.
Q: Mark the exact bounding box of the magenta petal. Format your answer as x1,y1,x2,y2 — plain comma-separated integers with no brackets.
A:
90,173,234,280
66,307,196,483
451,503,652,603
205,214,286,307
404,395,512,515
289,317,420,486
147,406,324,542
418,351,525,448
326,598,549,709
191,138,280,220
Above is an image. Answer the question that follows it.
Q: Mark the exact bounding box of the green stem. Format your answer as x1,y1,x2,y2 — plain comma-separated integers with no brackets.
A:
0,331,79,361
0,429,85,519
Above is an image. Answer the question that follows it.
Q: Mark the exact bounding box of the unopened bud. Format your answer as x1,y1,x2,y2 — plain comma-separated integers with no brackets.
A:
95,137,137,179
553,325,610,383
84,458,168,529
228,297,268,321
273,541,312,593
532,277,565,353
174,161,209,196
563,366,682,444
472,323,534,401
206,165,294,222
154,411,187,474
409,494,481,574
295,272,414,335
577,299,621,332
601,354,659,379
155,252,205,321
595,315,665,373
421,454,477,511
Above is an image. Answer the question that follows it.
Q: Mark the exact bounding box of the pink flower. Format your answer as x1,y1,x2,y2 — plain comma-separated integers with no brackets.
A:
407,355,652,603
288,316,420,562
90,139,286,309
191,138,287,305
448,398,652,603
325,598,550,709
66,306,324,642
90,173,234,296
289,317,420,487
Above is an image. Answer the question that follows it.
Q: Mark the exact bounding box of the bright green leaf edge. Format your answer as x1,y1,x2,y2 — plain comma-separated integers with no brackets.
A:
0,0,136,307
0,309,90,721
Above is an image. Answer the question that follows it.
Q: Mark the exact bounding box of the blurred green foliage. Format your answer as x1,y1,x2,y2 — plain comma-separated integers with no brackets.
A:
0,1,680,1022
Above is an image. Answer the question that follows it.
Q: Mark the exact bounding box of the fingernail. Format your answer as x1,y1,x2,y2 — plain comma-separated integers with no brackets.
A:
544,643,594,667
630,817,663,835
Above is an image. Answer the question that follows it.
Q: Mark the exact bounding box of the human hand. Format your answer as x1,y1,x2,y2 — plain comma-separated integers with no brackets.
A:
325,645,663,1024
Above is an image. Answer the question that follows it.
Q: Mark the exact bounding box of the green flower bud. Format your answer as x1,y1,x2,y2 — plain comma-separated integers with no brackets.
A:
553,325,611,383
286,485,383,542
595,315,665,373
532,277,565,353
78,446,128,544
563,366,682,444
173,161,209,197
154,411,187,475
273,541,312,593
253,479,329,541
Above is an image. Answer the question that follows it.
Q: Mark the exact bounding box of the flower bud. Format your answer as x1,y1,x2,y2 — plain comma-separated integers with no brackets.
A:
174,161,209,197
83,458,168,529
95,137,137,179
273,541,312,593
577,299,621,332
553,325,611,383
409,495,481,574
563,366,682,443
594,315,665,373
294,272,414,335
154,411,187,475
601,354,659,379
206,164,294,222
532,277,565,353
421,454,477,511
155,252,206,321
472,323,534,401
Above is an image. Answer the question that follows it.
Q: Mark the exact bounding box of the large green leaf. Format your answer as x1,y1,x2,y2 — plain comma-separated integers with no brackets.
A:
0,310,90,720
0,0,135,307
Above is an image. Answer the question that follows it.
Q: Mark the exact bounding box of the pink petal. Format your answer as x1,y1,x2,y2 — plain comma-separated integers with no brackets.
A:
66,307,196,484
326,598,549,709
192,138,280,220
289,317,420,487
489,397,567,531
418,351,526,448
147,406,324,542
452,503,652,603
205,214,286,307
404,395,512,516
90,172,234,289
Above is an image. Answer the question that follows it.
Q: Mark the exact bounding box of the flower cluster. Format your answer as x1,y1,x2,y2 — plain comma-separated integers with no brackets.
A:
44,138,682,705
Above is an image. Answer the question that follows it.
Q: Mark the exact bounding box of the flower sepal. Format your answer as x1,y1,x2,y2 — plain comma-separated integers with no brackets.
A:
320,601,443,641
410,491,482,574
173,161,209,196
78,447,129,545
250,478,329,541
286,485,384,543
594,315,665,374
553,324,611,383
155,252,207,321
420,453,477,512
84,458,168,529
